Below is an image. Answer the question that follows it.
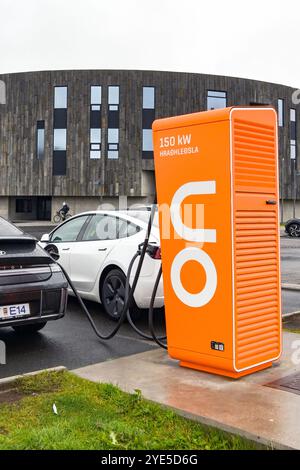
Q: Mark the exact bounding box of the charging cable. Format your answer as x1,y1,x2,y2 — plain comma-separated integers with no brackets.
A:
48,204,167,348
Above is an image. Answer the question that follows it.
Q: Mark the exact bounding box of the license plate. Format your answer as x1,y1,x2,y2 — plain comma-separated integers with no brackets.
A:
0,303,31,320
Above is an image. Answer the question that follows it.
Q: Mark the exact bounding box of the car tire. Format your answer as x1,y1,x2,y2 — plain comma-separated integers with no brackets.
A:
12,322,47,334
101,268,140,321
287,223,300,237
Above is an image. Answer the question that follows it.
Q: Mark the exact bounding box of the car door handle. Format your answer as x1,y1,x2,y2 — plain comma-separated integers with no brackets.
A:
266,200,277,205
62,248,70,251
98,248,107,252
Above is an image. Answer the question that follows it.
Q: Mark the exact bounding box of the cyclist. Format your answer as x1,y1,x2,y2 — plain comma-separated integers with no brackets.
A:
59,201,70,221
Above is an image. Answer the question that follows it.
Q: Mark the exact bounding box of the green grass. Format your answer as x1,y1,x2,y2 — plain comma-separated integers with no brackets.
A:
0,370,262,450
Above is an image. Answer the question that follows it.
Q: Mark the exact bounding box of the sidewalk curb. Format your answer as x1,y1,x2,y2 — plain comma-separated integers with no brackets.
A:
282,311,300,323
162,404,292,450
0,366,66,389
15,223,56,227
282,283,300,291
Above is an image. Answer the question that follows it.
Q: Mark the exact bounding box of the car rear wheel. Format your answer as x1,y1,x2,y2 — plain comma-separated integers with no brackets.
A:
101,268,140,321
287,223,300,237
12,322,47,334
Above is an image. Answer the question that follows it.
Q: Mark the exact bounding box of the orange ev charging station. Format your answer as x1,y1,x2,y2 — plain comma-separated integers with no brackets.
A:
153,107,282,378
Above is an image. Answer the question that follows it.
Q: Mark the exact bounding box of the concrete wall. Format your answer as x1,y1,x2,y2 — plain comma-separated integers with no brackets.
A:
141,170,156,198
51,196,151,220
0,197,8,219
281,200,300,222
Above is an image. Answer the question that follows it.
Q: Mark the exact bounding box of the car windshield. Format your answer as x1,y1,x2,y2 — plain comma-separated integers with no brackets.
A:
0,217,23,237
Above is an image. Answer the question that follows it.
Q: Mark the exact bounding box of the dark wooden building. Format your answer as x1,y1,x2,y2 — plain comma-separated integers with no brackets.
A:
0,69,298,221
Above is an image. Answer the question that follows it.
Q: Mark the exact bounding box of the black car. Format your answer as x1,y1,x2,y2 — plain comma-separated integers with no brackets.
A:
0,217,68,333
285,219,300,237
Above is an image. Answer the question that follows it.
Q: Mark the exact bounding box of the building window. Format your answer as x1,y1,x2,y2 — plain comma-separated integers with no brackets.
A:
36,120,45,159
142,129,153,152
108,86,119,159
142,86,155,159
90,86,102,159
0,80,6,104
91,86,101,109
207,90,227,110
53,129,67,151
16,199,33,213
54,86,67,109
143,87,155,109
290,108,297,160
278,99,284,127
53,86,67,175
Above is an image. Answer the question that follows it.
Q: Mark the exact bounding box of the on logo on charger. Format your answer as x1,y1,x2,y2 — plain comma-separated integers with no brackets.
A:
170,181,217,308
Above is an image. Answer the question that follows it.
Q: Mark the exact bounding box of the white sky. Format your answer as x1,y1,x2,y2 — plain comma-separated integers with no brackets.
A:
0,0,298,87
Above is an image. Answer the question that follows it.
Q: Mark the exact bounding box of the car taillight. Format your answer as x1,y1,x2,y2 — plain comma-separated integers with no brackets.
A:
152,247,161,260
142,243,162,259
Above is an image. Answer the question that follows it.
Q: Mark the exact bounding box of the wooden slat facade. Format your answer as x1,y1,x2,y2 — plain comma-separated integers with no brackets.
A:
0,69,298,199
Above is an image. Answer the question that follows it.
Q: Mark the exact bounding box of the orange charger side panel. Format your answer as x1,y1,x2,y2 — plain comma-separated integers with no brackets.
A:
153,107,281,379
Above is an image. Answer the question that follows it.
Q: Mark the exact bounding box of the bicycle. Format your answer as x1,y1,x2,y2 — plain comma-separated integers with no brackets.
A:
53,211,72,224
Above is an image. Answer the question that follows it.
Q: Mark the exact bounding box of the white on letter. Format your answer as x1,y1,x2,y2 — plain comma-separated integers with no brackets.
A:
171,247,217,307
170,181,216,243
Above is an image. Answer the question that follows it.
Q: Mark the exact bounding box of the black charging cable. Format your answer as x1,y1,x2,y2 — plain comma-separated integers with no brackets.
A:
148,265,167,349
124,206,167,343
57,253,139,340
54,205,155,340
47,203,168,348
125,258,167,342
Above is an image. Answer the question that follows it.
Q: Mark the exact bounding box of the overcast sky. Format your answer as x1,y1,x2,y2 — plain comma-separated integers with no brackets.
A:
0,0,298,87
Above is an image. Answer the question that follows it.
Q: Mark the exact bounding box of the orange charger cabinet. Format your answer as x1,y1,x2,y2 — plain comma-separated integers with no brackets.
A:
153,107,282,378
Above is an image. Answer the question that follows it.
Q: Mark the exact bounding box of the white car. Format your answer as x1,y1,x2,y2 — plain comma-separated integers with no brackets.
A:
40,210,164,319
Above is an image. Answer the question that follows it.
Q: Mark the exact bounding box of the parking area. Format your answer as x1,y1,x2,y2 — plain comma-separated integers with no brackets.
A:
0,297,165,379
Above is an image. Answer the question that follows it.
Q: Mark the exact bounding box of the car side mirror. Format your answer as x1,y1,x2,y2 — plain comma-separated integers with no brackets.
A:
44,244,60,262
41,233,50,243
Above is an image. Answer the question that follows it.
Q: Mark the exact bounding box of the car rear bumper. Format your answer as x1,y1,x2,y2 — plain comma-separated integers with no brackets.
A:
0,271,68,328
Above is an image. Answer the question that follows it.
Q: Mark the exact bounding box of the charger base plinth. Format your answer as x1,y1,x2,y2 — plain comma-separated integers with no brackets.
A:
179,360,272,379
